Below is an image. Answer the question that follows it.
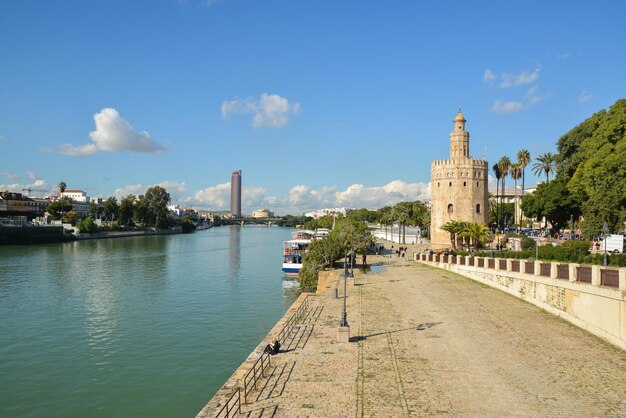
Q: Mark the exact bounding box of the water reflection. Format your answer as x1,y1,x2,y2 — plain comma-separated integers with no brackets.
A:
228,226,241,279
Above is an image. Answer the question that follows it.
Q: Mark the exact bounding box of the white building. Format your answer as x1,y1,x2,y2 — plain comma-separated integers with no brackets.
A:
62,190,89,203
304,207,354,219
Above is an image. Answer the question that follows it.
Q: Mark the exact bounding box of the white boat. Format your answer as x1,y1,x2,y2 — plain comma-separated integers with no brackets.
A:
282,230,316,276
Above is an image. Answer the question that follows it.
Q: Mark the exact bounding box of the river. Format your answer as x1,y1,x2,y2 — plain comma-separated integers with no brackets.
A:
0,226,299,418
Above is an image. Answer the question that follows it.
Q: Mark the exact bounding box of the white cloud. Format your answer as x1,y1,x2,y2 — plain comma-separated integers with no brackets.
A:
524,85,550,106
184,180,430,215
113,181,186,201
483,69,496,82
557,52,570,60
491,100,524,113
221,93,301,128
183,182,268,210
1,172,20,180
579,91,592,103
0,171,52,195
48,108,165,156
499,65,541,88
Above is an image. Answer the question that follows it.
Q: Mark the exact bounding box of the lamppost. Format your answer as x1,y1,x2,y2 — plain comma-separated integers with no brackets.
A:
535,231,539,260
602,222,609,268
341,254,349,327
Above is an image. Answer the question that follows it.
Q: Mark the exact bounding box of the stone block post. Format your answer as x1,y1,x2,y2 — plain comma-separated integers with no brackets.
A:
568,263,578,283
534,260,541,276
494,258,500,271
550,262,558,279
619,267,626,290
591,265,601,286
506,259,512,272
520,260,527,274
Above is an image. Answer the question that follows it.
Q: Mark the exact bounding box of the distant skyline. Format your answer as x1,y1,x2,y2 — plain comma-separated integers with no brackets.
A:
1,1,625,214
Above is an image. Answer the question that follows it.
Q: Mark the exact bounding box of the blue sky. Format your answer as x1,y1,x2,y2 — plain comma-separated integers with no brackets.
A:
1,0,624,214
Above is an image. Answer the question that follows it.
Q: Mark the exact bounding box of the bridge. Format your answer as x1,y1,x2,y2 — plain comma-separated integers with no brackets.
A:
216,217,293,227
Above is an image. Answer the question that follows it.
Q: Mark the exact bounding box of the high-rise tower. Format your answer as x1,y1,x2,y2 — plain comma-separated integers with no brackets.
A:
430,111,488,248
230,170,242,217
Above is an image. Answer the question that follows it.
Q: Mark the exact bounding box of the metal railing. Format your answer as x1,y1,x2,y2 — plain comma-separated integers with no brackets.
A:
276,296,309,344
242,352,272,403
216,387,241,418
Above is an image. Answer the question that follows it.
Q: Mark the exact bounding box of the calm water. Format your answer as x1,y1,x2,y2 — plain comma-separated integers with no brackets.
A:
0,226,299,418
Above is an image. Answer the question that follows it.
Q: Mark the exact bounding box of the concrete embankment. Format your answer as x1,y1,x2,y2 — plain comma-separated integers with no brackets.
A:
0,225,73,245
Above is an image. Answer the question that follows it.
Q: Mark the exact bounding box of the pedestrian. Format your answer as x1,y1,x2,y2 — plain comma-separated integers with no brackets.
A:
362,254,367,266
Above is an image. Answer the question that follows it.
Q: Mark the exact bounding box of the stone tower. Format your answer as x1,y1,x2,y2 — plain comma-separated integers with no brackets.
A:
430,111,488,249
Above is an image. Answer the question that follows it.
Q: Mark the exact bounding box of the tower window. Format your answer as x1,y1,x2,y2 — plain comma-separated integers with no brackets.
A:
476,182,479,187
448,204,454,214
437,182,440,187
476,204,481,214
463,181,466,187
449,182,452,187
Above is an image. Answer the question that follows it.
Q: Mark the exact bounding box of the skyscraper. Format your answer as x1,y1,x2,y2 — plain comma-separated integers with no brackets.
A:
230,170,242,217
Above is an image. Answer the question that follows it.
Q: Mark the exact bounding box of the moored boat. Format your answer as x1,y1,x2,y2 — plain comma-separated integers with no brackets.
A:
281,230,315,276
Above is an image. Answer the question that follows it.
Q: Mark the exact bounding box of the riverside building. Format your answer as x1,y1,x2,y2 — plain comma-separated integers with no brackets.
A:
430,111,488,249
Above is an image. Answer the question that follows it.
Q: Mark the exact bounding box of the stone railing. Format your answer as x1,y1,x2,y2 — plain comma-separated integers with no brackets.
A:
415,253,626,350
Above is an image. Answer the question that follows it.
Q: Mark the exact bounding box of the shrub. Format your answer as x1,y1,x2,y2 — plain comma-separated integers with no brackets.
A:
77,217,98,233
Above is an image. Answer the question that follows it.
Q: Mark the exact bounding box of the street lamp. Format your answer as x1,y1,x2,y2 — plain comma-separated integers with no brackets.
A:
340,254,349,327
602,222,609,268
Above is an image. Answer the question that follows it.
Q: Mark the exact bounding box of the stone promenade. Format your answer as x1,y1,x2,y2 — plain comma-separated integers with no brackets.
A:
226,253,626,417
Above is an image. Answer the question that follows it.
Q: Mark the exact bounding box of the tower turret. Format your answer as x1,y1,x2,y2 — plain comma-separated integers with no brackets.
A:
450,109,469,159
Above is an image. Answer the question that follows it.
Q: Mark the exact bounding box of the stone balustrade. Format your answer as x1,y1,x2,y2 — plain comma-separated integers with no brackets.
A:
415,253,626,350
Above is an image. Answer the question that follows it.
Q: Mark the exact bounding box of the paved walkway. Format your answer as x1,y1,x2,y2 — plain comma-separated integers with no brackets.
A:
238,251,626,417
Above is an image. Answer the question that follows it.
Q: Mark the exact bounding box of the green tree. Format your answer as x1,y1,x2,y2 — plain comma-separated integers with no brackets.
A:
510,162,522,225
181,216,197,233
520,178,581,234
492,163,501,228
517,149,531,199
77,216,98,233
558,99,626,237
497,156,511,229
459,222,491,249
46,197,73,220
103,196,119,221
119,194,136,226
57,181,67,222
532,152,556,182
440,220,464,250
139,186,170,228
65,210,80,225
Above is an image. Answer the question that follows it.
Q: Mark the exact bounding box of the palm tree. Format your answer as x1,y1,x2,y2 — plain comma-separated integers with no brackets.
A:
58,181,67,224
532,152,556,182
440,221,464,250
497,156,511,229
517,149,531,197
460,222,492,249
510,163,522,227
517,149,531,225
492,163,501,228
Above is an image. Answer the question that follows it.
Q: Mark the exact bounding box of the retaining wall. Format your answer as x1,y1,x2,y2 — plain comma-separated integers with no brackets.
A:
415,253,626,351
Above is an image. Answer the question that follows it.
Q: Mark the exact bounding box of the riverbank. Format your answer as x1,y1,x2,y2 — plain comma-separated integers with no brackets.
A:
196,249,626,416
0,225,74,245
